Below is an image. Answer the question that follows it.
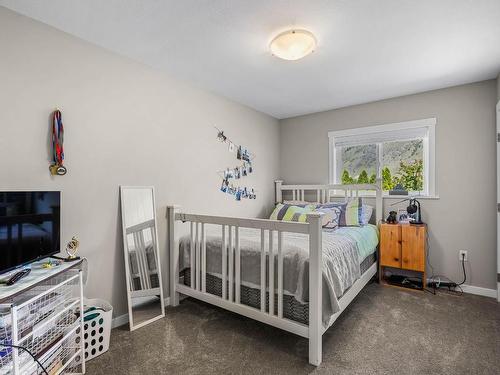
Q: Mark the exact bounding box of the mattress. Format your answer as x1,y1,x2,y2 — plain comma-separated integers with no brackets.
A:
182,252,376,325
179,224,379,324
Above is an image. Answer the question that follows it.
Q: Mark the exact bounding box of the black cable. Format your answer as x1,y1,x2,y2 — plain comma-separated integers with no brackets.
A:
425,229,467,296
0,343,48,375
457,253,466,286
427,254,466,293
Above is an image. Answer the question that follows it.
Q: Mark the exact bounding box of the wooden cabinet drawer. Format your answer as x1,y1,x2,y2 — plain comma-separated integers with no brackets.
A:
380,224,402,268
401,225,426,272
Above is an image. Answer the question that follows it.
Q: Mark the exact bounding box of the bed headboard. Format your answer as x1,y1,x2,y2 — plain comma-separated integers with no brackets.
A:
275,179,383,225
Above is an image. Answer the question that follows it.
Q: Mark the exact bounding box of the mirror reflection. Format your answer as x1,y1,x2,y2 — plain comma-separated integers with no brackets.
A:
120,187,164,330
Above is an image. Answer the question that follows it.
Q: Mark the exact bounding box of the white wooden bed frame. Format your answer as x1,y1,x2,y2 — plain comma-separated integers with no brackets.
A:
167,179,383,366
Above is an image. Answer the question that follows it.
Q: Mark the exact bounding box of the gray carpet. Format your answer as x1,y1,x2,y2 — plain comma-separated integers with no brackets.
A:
87,283,499,374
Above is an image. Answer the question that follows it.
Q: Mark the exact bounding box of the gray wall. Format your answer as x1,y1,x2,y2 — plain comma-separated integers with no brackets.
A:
0,7,280,316
280,80,498,290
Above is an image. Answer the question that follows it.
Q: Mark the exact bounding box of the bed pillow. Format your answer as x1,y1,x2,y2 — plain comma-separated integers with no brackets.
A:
269,203,316,222
361,204,373,225
318,197,362,226
314,206,341,229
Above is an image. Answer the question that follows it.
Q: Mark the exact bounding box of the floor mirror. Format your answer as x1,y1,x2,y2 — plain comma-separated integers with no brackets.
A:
120,186,165,331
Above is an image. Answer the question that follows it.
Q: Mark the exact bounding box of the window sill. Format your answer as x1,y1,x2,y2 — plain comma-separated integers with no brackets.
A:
329,194,440,200
383,194,439,200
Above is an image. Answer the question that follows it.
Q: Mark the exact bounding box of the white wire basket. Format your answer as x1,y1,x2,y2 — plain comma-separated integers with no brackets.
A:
0,269,84,375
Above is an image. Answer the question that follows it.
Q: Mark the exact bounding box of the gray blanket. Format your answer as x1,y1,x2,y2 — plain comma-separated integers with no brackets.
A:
179,226,378,324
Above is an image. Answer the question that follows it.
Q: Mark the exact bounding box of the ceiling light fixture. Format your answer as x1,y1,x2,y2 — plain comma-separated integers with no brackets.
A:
269,29,316,61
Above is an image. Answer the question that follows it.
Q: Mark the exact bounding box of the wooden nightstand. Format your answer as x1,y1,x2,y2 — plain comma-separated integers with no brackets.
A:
379,222,427,290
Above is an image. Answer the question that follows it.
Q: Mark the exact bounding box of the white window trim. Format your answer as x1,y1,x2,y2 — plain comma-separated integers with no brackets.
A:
328,118,437,198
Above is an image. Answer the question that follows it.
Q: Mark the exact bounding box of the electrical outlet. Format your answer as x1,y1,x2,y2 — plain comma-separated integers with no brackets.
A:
459,250,468,262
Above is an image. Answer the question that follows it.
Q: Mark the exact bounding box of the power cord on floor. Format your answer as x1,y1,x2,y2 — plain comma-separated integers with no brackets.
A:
0,343,48,374
427,253,467,296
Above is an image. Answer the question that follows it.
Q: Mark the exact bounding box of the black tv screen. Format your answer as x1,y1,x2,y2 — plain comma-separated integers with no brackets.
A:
0,191,61,274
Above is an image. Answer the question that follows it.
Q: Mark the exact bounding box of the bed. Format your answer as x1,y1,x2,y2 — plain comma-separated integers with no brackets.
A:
168,180,383,366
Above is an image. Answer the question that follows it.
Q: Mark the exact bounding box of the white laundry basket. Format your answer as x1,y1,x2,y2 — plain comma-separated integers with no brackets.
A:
82,298,112,361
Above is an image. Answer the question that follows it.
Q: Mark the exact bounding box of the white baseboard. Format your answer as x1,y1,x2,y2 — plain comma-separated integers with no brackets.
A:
111,313,129,329
460,284,497,299
111,297,170,329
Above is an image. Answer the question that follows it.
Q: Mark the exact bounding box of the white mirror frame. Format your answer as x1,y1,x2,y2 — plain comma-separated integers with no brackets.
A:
120,186,165,331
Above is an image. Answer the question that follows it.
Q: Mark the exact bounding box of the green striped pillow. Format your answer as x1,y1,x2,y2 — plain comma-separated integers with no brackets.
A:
269,203,316,222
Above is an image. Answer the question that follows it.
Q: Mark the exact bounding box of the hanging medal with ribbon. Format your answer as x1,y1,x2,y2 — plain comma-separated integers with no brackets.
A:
49,109,67,175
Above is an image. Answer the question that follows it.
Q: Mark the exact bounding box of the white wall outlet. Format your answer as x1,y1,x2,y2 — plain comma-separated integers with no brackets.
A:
459,250,468,261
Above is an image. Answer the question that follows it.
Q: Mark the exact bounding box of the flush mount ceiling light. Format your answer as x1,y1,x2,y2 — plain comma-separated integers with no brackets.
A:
269,29,316,61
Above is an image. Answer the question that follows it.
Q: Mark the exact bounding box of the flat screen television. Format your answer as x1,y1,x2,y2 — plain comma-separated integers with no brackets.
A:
0,191,61,274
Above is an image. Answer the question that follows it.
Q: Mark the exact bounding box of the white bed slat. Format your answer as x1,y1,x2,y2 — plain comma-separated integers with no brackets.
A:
277,231,283,319
168,206,180,307
190,222,195,289
196,222,201,291
229,226,234,302
308,213,323,366
260,229,265,312
222,225,227,300
201,223,206,293
269,230,274,316
235,227,240,304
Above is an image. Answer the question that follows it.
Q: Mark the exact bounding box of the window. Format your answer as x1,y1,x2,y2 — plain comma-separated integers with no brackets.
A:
329,118,436,196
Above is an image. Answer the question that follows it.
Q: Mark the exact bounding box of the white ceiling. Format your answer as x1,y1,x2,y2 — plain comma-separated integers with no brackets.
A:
2,0,500,119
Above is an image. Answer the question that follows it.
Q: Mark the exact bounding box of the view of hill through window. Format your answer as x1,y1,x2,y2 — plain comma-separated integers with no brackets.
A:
339,139,424,191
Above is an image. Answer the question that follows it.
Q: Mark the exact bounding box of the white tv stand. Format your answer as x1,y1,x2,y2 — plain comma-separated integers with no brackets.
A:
0,258,85,374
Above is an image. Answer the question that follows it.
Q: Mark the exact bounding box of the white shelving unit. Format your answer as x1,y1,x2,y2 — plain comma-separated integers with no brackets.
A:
0,259,85,374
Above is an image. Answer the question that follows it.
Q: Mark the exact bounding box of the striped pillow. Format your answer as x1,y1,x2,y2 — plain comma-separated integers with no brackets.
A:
318,198,362,226
269,203,316,222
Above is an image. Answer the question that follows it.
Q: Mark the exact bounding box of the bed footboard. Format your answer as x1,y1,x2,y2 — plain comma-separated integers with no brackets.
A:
167,179,382,366
167,206,323,365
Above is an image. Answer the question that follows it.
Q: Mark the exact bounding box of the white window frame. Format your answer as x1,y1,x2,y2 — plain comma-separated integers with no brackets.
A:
328,118,436,197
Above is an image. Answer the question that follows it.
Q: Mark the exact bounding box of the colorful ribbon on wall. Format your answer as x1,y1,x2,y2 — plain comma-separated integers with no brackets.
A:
49,109,67,175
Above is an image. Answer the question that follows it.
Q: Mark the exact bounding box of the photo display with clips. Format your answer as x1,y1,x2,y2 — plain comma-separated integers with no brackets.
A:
216,128,256,201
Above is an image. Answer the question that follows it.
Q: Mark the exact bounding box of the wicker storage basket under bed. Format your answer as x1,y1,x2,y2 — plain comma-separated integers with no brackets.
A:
182,252,376,325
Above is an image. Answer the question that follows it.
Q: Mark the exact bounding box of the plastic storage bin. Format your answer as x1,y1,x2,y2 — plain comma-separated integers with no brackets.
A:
82,298,112,361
